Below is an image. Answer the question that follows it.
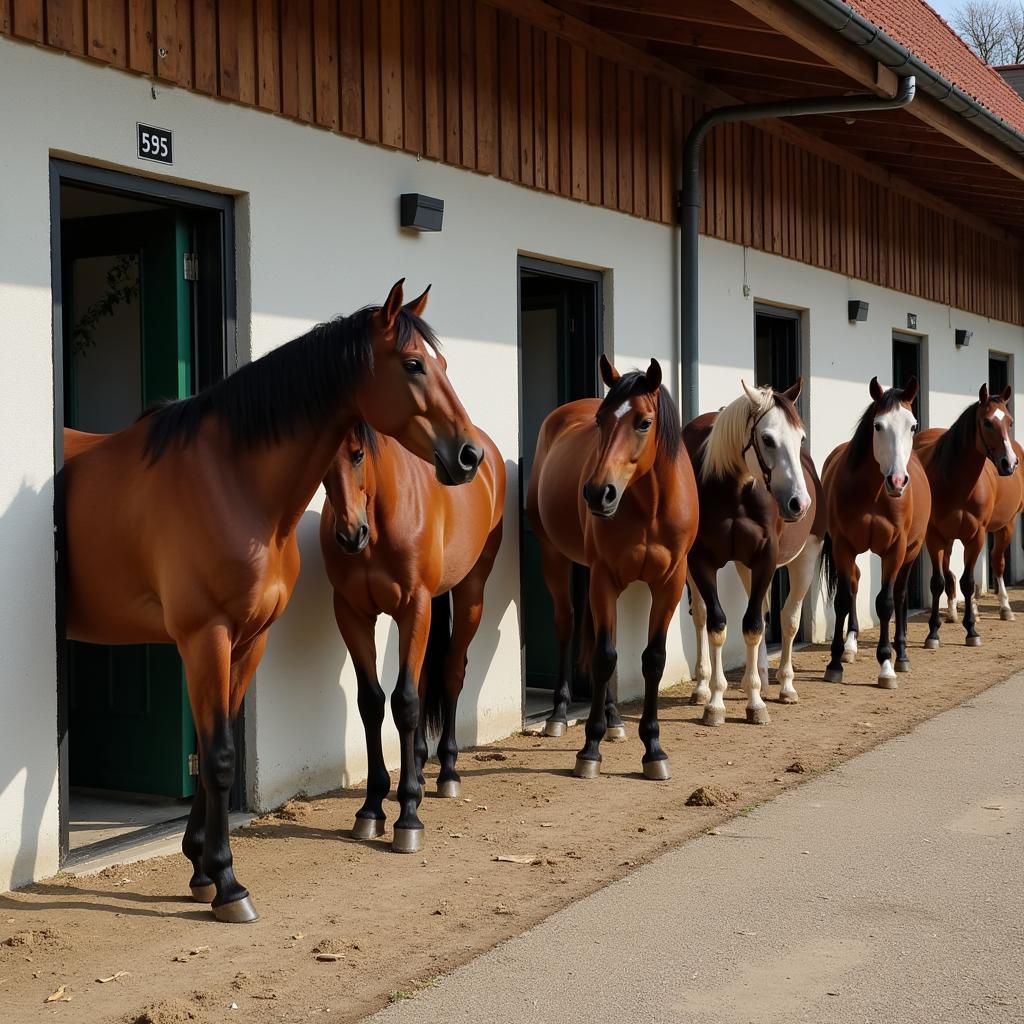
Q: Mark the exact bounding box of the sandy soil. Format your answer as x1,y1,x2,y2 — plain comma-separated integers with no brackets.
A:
2,592,1022,1024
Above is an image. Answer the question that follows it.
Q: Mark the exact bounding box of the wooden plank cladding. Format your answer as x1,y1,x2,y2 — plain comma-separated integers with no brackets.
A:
2,0,1022,324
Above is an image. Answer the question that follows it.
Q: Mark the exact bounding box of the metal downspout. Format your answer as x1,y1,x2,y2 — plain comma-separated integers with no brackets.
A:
679,75,916,423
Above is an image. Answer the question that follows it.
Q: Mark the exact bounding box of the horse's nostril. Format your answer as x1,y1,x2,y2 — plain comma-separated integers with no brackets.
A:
458,443,481,471
603,485,617,506
357,523,369,544
788,496,801,513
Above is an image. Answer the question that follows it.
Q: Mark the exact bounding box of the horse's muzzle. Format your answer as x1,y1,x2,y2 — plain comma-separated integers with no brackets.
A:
997,456,1018,476
583,481,619,518
434,442,483,486
336,522,369,553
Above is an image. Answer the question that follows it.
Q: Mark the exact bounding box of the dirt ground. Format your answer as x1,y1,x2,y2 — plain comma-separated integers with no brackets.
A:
3,591,1023,1024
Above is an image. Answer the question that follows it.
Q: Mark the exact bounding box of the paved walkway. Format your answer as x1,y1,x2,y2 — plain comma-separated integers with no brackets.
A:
370,674,1024,1023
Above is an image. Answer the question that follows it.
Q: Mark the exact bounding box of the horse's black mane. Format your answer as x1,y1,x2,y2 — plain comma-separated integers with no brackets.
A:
932,400,980,478
141,306,438,462
597,370,682,462
352,421,381,458
847,387,905,467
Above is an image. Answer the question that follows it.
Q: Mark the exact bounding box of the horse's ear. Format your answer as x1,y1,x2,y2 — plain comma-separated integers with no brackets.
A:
901,376,919,406
780,376,802,403
979,382,990,404
741,379,760,407
1000,384,1013,403
404,284,431,318
869,376,883,402
600,354,620,389
380,278,406,329
645,358,662,391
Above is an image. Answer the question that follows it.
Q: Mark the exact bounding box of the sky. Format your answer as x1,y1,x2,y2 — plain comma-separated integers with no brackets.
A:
925,0,963,25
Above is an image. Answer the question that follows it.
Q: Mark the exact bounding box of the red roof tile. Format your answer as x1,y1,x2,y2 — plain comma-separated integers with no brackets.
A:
847,0,1024,134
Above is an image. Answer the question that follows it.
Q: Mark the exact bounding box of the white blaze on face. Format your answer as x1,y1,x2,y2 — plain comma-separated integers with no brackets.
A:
750,403,809,517
614,401,631,419
993,408,1005,421
872,405,916,490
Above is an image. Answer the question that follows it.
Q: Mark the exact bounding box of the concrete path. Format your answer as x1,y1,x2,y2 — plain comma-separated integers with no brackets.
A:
370,674,1024,1024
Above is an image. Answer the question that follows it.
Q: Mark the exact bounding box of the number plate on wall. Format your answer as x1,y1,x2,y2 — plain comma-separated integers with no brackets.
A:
137,123,173,164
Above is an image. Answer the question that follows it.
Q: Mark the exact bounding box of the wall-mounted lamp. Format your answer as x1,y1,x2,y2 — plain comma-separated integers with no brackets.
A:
907,313,918,330
400,193,444,232
955,328,973,348
848,299,869,322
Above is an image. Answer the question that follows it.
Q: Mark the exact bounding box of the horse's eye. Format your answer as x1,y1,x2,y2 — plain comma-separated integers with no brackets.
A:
403,359,425,375
874,423,883,432
984,419,993,429
637,418,653,432
761,434,776,449
352,449,365,465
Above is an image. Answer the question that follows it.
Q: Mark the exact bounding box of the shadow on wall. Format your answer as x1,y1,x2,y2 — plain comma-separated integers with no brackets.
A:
0,481,59,891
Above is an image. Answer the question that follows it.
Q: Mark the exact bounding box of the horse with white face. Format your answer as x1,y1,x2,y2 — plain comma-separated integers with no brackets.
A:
821,377,931,686
685,380,824,725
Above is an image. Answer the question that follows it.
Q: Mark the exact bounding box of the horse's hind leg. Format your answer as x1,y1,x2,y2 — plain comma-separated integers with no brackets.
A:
182,778,213,902
943,549,959,623
437,522,503,799
179,622,258,923
843,563,861,663
874,550,902,689
538,540,575,739
573,566,621,778
991,524,1015,620
893,560,913,673
335,598,388,838
392,591,431,852
741,558,774,724
687,577,712,706
778,536,821,704
961,531,985,646
824,540,855,683
925,538,945,649
638,576,685,780
691,562,728,726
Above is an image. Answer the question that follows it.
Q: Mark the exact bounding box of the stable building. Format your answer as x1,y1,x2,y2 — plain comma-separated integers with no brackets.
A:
2,0,1024,891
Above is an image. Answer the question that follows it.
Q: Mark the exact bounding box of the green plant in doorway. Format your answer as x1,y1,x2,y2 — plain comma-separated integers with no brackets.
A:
72,253,140,356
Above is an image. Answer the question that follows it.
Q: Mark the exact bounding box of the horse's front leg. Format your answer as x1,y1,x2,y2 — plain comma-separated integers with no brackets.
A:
843,563,861,663
924,538,945,649
741,557,775,724
734,563,769,692
687,578,712,706
178,622,258,923
961,531,985,647
392,591,431,852
824,540,855,683
638,574,686,780
992,525,1015,620
573,566,621,778
893,560,913,674
875,547,904,688
943,549,959,623
538,543,575,738
777,536,821,704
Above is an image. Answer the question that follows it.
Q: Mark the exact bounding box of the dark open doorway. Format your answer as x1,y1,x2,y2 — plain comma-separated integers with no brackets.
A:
988,352,1014,584
754,304,805,646
893,331,926,608
51,162,236,863
518,257,602,722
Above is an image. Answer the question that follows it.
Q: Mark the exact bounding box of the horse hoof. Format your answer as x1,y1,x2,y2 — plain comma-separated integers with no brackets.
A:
688,688,710,707
778,690,799,705
392,827,425,854
436,779,461,800
351,816,386,840
966,635,982,648
190,883,217,904
573,756,601,779
746,706,770,725
642,759,671,781
895,659,911,674
841,650,856,664
923,638,940,651
544,720,566,738
605,725,627,742
212,895,260,924
1001,608,1015,622
876,676,898,690
822,667,843,683
701,706,725,727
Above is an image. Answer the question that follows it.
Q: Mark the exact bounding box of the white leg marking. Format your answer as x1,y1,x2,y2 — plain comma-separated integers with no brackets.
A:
778,538,819,703
689,582,711,705
743,631,770,724
702,628,728,726
998,576,1014,620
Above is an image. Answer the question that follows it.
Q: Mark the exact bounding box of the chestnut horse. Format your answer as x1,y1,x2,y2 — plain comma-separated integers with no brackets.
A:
62,280,483,922
821,377,930,686
528,357,698,780
685,380,821,725
320,423,504,852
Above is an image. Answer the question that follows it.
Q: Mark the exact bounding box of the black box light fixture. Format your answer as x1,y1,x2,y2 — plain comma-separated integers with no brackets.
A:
848,299,869,322
955,328,973,348
400,193,444,232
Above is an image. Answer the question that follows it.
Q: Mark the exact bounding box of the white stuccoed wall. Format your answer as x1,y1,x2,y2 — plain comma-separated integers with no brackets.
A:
1,36,1022,889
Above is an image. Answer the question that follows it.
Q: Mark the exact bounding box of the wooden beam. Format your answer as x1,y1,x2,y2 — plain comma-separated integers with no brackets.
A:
575,0,772,31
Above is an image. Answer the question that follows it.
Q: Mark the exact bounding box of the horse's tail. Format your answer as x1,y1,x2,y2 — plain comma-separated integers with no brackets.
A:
422,593,452,739
819,532,838,601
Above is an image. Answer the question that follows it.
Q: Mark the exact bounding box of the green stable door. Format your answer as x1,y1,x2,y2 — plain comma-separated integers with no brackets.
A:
64,211,198,798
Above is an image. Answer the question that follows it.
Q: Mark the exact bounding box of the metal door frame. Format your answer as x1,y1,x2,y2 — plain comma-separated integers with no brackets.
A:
50,159,236,864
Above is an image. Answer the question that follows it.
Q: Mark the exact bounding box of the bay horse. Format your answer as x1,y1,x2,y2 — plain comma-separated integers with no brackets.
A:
527,356,698,780
821,377,930,686
320,423,504,852
914,384,1022,647
685,380,822,725
62,280,483,922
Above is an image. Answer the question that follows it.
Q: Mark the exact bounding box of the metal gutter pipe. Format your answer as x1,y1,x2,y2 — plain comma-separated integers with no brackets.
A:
680,75,916,423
